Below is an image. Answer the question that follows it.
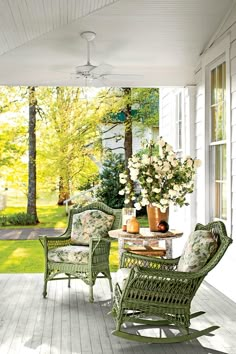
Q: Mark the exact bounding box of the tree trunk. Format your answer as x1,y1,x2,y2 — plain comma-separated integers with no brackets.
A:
123,87,133,168
123,87,134,207
27,86,39,223
57,176,71,205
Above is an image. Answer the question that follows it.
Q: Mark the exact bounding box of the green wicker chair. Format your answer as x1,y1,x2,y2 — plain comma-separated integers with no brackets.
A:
39,202,121,302
111,221,232,343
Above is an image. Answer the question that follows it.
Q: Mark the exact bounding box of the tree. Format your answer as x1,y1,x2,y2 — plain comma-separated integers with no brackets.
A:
94,87,159,207
37,87,101,205
27,86,39,223
96,153,125,208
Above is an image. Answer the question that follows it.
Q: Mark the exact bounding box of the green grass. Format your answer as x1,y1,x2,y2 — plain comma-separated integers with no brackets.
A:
1,205,68,229
0,239,119,273
0,240,44,273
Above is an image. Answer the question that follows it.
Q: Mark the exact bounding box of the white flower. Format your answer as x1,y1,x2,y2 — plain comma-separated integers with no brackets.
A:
118,138,201,211
120,178,127,184
186,158,193,167
165,144,173,152
163,161,170,172
194,159,201,168
173,185,181,191
169,189,177,197
141,198,149,206
158,138,165,147
160,198,168,205
146,177,153,183
141,154,149,164
171,159,178,167
134,202,142,210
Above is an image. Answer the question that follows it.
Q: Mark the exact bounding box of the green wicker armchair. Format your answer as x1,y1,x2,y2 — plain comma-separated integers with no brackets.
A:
111,221,232,343
39,202,121,302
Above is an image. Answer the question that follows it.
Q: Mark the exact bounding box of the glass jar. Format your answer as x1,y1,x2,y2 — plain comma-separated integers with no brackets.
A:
127,216,140,234
122,207,136,231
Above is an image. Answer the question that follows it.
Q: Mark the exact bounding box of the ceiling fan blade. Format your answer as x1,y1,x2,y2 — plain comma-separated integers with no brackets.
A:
90,63,113,76
102,74,142,81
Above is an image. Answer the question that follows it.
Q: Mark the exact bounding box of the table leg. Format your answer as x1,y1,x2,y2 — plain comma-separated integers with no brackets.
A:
118,237,125,265
165,239,172,258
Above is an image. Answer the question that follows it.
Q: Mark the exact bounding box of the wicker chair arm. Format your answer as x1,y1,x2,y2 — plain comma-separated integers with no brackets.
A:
121,266,204,305
120,251,179,271
39,233,71,249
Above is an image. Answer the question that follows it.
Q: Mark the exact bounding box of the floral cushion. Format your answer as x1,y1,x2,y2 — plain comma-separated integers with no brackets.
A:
71,210,115,245
177,230,218,272
48,245,89,264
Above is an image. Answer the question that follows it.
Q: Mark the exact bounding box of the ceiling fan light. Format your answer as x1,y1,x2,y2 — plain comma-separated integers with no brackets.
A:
75,64,96,74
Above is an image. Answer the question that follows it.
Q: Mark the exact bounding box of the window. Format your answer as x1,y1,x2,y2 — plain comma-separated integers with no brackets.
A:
175,91,183,156
209,62,226,220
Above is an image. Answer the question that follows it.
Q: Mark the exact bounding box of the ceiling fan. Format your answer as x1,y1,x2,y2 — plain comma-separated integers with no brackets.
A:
72,31,141,85
74,31,111,81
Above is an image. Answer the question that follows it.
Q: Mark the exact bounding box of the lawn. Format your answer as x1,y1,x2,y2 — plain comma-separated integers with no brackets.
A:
0,191,147,273
0,239,119,273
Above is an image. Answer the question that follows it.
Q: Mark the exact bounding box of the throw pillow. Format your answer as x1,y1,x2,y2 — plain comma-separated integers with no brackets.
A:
177,230,218,272
71,209,114,245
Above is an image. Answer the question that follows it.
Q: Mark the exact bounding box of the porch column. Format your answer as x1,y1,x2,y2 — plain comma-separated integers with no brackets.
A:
184,85,197,232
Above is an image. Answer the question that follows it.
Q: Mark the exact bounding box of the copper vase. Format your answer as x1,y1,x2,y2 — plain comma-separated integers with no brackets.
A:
146,205,169,232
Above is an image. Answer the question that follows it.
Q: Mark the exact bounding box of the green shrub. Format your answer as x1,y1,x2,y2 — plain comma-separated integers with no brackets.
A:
0,215,8,227
7,212,36,225
96,153,125,209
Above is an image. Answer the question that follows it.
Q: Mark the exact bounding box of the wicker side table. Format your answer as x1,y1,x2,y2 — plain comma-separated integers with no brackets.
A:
108,228,183,264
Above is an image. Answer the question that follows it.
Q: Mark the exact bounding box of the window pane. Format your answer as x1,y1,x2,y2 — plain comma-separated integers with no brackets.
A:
210,61,227,221
213,144,226,220
211,106,217,141
211,68,216,105
222,62,226,101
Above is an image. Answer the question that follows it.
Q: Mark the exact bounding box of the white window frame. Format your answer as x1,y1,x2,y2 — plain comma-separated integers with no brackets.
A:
175,91,183,155
204,43,231,228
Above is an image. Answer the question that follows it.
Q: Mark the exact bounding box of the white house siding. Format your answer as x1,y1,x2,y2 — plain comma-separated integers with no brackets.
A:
160,23,236,301
160,10,236,303
102,123,153,156
159,87,195,257
194,14,236,302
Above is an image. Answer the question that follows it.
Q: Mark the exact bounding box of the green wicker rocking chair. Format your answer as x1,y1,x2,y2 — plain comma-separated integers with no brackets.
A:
111,221,232,343
39,201,121,302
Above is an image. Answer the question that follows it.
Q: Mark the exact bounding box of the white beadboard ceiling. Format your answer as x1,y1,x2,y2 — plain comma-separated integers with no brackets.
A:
0,0,234,87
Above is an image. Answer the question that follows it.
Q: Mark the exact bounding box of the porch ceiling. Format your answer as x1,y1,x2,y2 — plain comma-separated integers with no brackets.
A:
0,0,234,87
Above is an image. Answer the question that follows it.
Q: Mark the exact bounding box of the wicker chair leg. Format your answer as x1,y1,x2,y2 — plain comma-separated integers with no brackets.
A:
108,276,113,293
89,285,94,303
43,277,47,298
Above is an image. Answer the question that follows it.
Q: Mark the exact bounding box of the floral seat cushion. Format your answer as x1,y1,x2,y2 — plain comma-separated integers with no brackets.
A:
177,230,218,272
48,245,89,264
71,209,115,245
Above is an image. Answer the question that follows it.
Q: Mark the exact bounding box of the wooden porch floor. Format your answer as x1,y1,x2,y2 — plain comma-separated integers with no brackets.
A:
0,273,235,354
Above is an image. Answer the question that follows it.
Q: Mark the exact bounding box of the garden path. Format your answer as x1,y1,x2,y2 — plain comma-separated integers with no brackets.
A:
0,228,64,240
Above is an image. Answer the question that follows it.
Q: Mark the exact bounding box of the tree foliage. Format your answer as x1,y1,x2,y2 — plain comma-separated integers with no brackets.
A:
96,153,125,209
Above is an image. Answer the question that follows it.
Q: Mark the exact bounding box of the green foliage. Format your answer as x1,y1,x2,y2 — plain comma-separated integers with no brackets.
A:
0,215,8,226
5,212,37,225
96,153,125,209
97,87,159,128
1,204,67,228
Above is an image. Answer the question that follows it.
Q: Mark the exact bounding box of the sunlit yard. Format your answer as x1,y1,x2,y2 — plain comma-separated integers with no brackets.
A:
0,239,119,273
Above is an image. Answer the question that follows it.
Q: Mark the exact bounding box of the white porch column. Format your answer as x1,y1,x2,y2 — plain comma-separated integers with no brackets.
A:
184,85,197,233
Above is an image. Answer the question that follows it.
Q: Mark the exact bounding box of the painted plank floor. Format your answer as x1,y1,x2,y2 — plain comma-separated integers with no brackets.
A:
0,273,235,354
